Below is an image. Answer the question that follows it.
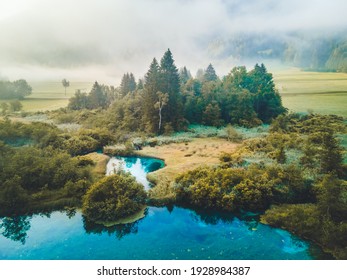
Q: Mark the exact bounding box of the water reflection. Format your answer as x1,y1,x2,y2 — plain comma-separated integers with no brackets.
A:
0,207,332,260
188,207,236,225
65,208,77,219
0,216,31,244
184,207,262,232
82,216,143,240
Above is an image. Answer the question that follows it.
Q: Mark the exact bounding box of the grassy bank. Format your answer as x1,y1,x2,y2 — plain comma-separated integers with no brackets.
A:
137,137,239,204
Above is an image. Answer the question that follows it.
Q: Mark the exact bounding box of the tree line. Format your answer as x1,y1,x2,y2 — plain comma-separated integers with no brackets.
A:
67,49,286,135
0,79,32,99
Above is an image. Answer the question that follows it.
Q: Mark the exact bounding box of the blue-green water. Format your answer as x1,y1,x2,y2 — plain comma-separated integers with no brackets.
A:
106,156,165,189
0,207,328,260
0,156,330,260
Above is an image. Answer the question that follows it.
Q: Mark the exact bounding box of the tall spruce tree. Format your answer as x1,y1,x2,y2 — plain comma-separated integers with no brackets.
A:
143,58,161,133
129,73,136,92
88,81,107,109
137,79,144,90
159,49,182,130
320,129,343,175
120,73,137,96
248,63,286,123
179,66,191,85
120,73,130,96
204,63,218,82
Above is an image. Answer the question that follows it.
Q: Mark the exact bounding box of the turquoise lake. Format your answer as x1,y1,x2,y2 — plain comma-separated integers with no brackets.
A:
0,156,330,260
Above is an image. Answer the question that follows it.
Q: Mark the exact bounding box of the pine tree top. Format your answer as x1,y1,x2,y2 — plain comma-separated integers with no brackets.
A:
204,63,218,81
160,49,178,73
145,58,160,83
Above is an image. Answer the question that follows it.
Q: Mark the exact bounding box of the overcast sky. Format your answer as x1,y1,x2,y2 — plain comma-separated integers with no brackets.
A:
0,0,346,83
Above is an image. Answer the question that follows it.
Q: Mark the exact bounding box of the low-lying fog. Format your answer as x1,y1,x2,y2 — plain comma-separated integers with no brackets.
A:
1,0,346,84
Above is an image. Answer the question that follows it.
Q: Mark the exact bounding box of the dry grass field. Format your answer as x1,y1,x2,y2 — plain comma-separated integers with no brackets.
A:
137,137,239,184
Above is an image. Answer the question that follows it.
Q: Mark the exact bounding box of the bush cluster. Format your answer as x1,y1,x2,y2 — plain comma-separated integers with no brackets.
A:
82,174,147,223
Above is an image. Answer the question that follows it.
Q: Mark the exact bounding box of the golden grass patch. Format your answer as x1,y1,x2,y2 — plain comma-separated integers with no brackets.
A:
137,137,239,183
81,152,110,175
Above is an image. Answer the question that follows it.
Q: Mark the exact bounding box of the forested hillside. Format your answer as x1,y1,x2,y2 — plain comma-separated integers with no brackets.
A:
209,32,347,73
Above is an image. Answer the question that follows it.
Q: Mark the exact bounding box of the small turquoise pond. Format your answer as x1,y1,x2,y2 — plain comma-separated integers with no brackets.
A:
0,156,330,260
106,156,165,189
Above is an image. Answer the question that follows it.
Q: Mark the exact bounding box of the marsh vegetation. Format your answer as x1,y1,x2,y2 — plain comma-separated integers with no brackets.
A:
0,49,346,260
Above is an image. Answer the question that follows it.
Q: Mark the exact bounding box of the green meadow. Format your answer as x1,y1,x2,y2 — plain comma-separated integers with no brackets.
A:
0,81,93,112
2,68,347,117
273,68,347,117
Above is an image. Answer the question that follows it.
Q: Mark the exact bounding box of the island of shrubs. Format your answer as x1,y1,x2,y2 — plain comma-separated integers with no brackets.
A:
82,174,147,224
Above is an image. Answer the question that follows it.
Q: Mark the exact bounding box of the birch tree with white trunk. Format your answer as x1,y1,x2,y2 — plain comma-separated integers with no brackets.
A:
154,91,169,133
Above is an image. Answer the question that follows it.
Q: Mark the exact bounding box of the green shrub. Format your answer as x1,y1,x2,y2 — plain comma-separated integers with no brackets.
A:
261,203,347,259
82,174,147,223
233,175,274,211
175,166,245,211
64,179,91,198
261,204,321,238
63,135,98,156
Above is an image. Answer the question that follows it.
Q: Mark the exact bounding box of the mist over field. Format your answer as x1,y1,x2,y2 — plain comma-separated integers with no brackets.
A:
1,0,347,83
1,0,347,265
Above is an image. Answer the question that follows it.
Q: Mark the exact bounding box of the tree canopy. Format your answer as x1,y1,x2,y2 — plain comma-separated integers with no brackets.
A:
0,79,32,99
66,50,286,135
204,63,218,82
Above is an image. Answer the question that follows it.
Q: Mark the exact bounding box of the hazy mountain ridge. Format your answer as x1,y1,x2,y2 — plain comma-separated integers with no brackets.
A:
208,32,347,72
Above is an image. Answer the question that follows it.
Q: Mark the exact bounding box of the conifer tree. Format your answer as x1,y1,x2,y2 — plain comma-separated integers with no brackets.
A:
159,49,182,129
143,58,161,132
204,63,218,82
137,79,144,90
120,73,136,96
320,130,343,175
120,73,130,96
248,63,286,122
129,73,136,92
179,66,191,84
88,81,107,109
202,101,222,126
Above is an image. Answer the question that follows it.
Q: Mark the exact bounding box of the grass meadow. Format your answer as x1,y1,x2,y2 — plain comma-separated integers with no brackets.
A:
1,68,346,117
138,137,239,183
0,81,93,112
273,68,347,117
